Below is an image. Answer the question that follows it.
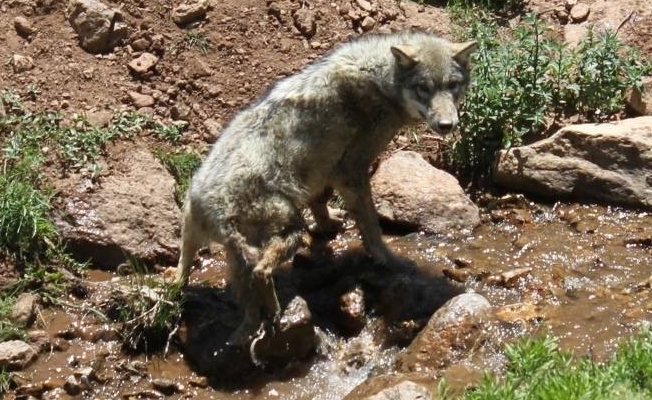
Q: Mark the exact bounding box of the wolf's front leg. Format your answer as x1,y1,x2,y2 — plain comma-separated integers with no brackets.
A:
309,186,344,239
335,176,403,267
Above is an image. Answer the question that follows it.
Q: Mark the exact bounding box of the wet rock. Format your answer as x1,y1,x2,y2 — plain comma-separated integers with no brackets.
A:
485,267,533,288
338,286,366,335
627,76,652,116
54,145,179,269
371,151,480,234
293,8,317,38
66,0,129,53
27,330,51,353
253,296,317,364
570,3,590,22
495,303,544,324
15,383,45,397
11,54,34,73
128,91,155,108
0,340,38,370
63,375,82,395
11,292,38,327
395,293,492,372
14,16,36,37
172,0,209,26
128,52,159,76
494,117,652,209
343,373,435,400
151,378,183,395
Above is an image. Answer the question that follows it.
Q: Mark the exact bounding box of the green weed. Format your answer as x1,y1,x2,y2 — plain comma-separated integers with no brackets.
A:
0,367,12,395
153,150,201,206
153,123,184,142
177,30,211,54
448,13,651,181
442,327,652,400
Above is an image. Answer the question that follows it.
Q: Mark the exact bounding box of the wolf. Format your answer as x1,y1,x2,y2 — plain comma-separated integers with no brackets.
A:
175,31,477,345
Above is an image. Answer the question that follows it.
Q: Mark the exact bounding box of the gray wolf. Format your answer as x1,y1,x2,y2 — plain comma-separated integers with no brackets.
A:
175,31,477,345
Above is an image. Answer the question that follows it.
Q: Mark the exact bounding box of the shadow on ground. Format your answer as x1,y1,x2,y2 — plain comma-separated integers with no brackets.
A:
179,244,462,388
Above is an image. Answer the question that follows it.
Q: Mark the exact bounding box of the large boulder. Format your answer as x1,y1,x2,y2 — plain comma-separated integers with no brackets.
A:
66,0,129,53
0,340,37,370
395,293,492,373
494,117,652,208
54,145,180,269
371,151,480,234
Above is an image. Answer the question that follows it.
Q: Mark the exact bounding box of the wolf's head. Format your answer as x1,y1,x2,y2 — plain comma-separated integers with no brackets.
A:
391,38,477,135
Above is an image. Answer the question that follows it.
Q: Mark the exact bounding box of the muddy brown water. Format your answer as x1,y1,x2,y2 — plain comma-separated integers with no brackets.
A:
17,202,652,399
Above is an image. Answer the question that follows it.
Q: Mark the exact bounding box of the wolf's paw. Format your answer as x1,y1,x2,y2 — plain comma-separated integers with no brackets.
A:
309,217,345,239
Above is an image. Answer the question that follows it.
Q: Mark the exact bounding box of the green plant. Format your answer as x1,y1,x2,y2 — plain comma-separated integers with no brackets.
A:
153,123,184,142
107,269,183,353
109,111,148,138
179,30,211,54
0,367,12,395
154,150,201,205
442,327,652,400
448,13,652,181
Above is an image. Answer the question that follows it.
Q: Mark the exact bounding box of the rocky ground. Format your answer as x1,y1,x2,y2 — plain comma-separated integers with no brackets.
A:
2,0,652,399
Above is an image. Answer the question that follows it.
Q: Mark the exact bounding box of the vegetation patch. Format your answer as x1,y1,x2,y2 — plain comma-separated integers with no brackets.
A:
441,327,652,400
446,11,652,181
154,150,202,206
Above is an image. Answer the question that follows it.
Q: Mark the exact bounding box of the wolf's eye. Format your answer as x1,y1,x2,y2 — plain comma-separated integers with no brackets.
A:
447,81,460,91
415,84,430,99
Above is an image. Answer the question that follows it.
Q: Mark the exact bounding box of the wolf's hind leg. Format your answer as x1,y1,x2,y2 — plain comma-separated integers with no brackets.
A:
175,202,206,285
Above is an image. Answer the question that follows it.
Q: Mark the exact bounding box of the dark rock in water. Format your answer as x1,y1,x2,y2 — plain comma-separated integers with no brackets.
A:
395,293,492,373
180,287,316,383
337,286,366,336
251,296,317,365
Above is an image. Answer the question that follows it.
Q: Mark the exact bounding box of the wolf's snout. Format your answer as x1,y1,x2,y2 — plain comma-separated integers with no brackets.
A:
433,118,456,134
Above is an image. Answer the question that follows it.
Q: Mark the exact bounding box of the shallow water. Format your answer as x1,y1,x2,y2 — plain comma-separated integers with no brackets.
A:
18,202,652,399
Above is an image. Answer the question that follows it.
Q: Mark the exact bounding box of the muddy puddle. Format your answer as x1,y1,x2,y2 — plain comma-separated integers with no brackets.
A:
15,201,652,399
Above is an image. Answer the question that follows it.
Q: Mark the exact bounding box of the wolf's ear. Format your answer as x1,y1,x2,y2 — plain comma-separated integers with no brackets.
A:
451,41,478,66
391,44,420,69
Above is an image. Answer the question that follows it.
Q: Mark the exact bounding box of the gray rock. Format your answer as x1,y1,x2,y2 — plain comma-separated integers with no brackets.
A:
172,1,209,26
66,0,129,53
395,293,492,372
343,374,435,400
0,340,38,370
360,16,377,31
128,52,159,76
11,292,38,328
371,151,480,234
366,380,432,400
11,54,34,73
128,91,155,108
54,146,180,269
494,117,652,208
14,16,36,37
293,8,316,38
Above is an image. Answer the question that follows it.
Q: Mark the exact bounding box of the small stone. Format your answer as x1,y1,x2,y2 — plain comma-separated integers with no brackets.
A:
570,3,590,22
151,378,181,395
0,340,38,370
11,54,35,73
128,91,155,108
565,0,578,11
15,383,45,397
131,37,151,51
293,8,316,38
186,56,212,78
554,6,569,24
170,104,191,121
14,16,36,37
356,0,373,12
338,286,366,334
63,375,82,395
128,52,159,75
360,16,376,31
189,376,208,388
11,293,38,327
172,1,209,25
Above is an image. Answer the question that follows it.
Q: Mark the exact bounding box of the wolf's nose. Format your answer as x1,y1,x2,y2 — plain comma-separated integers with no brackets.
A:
435,119,454,133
